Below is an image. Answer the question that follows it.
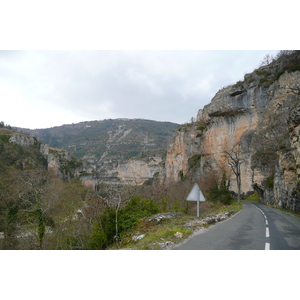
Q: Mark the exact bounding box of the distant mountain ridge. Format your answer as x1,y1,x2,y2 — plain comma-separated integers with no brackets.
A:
19,118,179,185
20,118,179,160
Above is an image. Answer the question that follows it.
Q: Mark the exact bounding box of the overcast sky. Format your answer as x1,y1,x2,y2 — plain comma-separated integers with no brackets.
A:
1,50,279,129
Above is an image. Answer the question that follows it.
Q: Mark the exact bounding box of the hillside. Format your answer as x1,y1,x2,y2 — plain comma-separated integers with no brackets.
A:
163,50,300,213
0,123,90,249
0,124,47,172
20,118,179,185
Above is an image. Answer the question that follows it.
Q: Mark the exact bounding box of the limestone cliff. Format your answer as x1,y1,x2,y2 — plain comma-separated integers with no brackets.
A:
163,51,300,212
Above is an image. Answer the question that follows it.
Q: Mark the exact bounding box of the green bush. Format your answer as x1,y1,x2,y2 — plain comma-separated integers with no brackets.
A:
88,222,108,250
207,174,234,205
88,197,160,249
197,125,206,131
0,135,10,144
119,197,159,233
208,186,233,205
264,175,274,188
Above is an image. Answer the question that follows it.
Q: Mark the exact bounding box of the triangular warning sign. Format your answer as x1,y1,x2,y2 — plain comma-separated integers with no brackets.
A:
186,183,206,202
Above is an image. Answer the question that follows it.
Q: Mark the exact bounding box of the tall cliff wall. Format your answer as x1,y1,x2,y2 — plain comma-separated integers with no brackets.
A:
163,52,300,212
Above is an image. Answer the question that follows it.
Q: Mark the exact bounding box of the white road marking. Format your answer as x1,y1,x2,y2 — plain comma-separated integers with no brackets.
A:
252,204,271,250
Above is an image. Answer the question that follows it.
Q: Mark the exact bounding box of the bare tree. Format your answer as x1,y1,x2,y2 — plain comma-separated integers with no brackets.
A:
223,143,244,203
275,50,296,60
95,183,137,248
260,53,274,67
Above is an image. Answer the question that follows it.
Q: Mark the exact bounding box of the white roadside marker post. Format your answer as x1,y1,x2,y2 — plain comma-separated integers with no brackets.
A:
186,183,206,217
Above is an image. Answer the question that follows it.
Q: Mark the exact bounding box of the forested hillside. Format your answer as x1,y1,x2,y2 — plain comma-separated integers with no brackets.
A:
22,118,178,161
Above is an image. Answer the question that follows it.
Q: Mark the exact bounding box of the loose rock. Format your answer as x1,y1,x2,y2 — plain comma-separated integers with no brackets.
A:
174,232,183,238
132,234,145,242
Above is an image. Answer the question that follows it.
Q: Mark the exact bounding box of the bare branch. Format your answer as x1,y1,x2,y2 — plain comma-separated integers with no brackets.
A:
223,143,244,202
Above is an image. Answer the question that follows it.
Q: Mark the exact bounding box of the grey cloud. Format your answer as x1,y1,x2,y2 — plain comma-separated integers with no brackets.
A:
1,50,279,128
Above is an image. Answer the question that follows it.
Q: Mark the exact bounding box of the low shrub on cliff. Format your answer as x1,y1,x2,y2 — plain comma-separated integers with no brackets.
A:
264,175,274,189
188,154,202,169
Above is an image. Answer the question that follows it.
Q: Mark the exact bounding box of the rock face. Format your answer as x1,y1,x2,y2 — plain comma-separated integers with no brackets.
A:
40,144,74,179
163,52,300,212
97,156,163,185
9,134,37,147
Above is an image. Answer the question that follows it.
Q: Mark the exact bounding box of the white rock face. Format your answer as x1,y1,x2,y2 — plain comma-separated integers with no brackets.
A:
9,134,37,147
100,156,163,185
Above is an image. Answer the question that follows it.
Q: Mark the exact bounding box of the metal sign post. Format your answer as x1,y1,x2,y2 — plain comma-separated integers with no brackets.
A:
186,183,206,217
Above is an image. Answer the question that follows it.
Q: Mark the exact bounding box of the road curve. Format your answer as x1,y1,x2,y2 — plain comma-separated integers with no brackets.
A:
173,201,300,250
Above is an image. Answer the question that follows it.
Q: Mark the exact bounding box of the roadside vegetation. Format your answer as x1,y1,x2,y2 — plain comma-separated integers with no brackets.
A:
86,177,242,250
111,201,242,250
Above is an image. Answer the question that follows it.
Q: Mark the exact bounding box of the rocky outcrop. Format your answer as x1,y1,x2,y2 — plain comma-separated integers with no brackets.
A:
163,52,300,213
39,143,87,180
9,134,37,147
144,212,183,223
98,156,163,185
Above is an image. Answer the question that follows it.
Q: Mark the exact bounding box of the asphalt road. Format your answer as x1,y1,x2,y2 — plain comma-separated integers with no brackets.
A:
173,201,300,250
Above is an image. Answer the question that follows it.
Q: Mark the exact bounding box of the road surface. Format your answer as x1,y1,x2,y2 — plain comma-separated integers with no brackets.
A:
173,201,300,250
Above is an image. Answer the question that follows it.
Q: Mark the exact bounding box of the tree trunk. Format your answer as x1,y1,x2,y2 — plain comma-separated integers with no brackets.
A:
115,202,120,249
237,177,241,203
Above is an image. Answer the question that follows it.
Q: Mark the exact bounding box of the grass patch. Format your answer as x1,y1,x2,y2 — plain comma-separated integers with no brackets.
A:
276,207,300,219
0,134,10,143
119,219,193,250
243,193,260,203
